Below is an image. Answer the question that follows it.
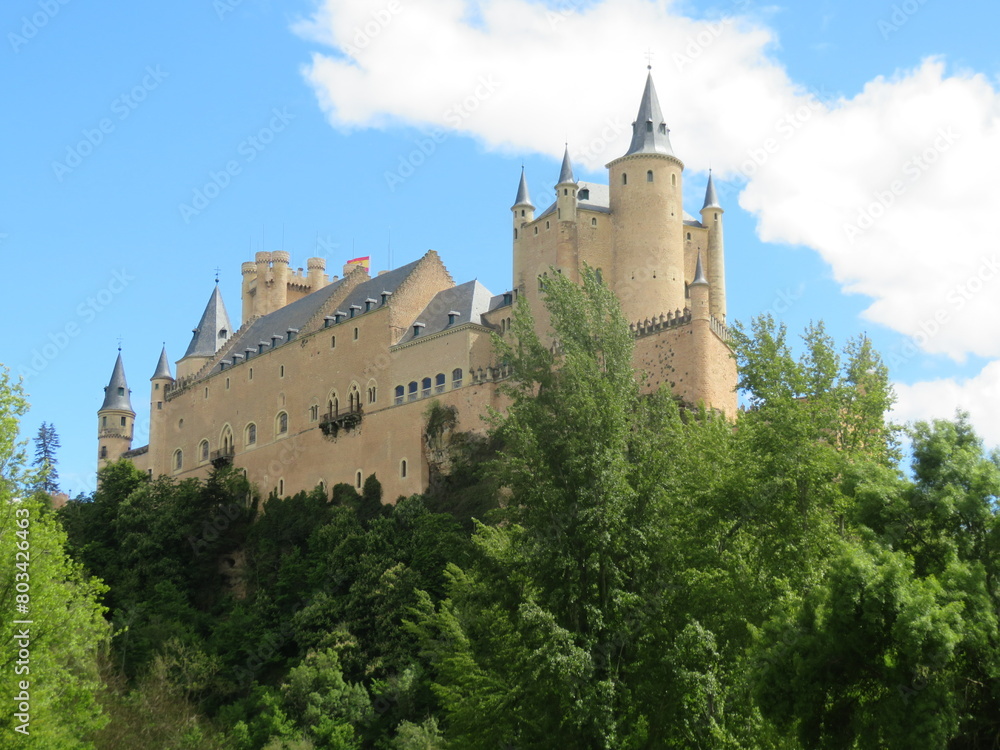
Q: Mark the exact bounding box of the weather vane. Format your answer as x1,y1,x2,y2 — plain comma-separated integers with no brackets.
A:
214,267,221,284
116,335,123,352
645,48,654,69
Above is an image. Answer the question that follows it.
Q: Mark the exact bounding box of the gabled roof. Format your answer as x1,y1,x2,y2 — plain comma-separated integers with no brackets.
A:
395,280,495,345
183,286,233,359
100,353,134,412
151,346,173,380
624,71,676,157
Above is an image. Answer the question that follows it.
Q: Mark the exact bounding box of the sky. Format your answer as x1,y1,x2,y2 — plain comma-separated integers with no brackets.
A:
3,0,999,497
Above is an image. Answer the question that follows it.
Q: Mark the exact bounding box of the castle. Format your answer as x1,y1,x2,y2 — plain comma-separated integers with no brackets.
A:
97,72,737,501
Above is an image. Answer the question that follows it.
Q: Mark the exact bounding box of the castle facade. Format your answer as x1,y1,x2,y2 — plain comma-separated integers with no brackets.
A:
97,72,737,500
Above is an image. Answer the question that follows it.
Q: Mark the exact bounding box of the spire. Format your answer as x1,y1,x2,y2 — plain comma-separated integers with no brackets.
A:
692,252,709,286
624,71,675,157
702,170,721,210
557,145,576,185
183,286,233,359
151,345,173,381
100,352,134,412
513,167,533,208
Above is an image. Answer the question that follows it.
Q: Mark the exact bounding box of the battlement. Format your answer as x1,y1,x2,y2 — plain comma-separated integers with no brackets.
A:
629,310,729,342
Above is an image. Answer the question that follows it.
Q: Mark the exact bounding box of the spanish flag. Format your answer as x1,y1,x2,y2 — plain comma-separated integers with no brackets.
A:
346,256,371,273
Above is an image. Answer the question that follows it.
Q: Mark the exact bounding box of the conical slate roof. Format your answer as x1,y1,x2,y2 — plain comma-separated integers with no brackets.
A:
151,345,173,380
557,145,576,184
100,353,134,412
513,167,533,208
183,286,232,359
702,171,721,210
624,71,676,157
692,252,709,286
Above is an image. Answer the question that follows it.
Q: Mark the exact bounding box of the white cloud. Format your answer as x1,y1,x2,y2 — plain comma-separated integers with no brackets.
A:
893,361,1000,449
295,0,1000,420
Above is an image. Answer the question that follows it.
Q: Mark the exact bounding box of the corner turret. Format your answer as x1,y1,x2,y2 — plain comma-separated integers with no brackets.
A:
700,171,726,320
148,345,173,475
555,145,578,224
98,351,135,468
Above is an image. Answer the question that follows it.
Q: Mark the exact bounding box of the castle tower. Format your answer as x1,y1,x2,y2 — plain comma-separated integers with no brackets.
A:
687,253,714,407
149,345,173,476
554,146,579,279
176,285,233,379
253,251,272,318
700,171,726,321
98,351,135,468
511,167,535,294
270,250,290,312
307,256,327,291
241,261,257,324
607,70,686,323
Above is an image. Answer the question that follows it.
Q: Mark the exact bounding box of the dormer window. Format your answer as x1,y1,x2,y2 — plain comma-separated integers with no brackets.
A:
659,123,667,135
578,188,589,200
413,322,425,337
646,120,653,132
323,316,335,328
447,311,459,326
335,311,346,323
502,291,513,305
258,341,267,354
349,305,361,318
219,329,228,339
117,387,124,396
286,328,298,341
271,335,281,347
380,291,391,306
365,298,377,312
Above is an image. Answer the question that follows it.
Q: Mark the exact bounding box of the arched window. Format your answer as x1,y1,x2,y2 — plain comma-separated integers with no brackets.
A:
221,426,233,453
100,446,107,459
400,460,408,478
246,423,257,446
622,173,627,185
356,470,363,488
349,384,361,412
199,440,209,462
513,228,518,239
435,373,446,394
173,449,183,471
328,394,339,417
367,379,377,404
421,377,432,398
394,385,404,406
276,411,288,435
452,368,463,388
671,173,677,187
408,381,418,402
647,170,653,182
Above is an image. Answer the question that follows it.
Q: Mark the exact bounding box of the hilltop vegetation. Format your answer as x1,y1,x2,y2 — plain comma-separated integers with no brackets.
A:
1,269,998,748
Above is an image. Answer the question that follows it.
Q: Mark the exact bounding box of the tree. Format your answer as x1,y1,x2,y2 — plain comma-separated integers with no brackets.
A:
0,368,110,747
31,421,60,495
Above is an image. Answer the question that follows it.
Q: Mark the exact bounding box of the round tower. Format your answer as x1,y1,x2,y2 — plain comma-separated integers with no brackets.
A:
607,71,686,324
148,345,173,477
555,145,578,225
98,351,135,470
307,256,327,291
700,171,726,321
254,251,272,318
687,253,713,408
270,250,290,311
511,166,535,294
241,261,257,325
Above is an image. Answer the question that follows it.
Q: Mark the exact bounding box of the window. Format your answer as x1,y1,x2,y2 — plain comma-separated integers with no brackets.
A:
157,401,162,410
367,385,377,404
435,373,446,393
100,446,107,459
246,423,257,445
280,365,285,378
204,387,209,398
686,232,691,240
226,377,230,389
102,416,107,428
329,396,339,417
222,427,233,453
277,411,288,435
353,327,359,340
421,377,432,398
356,471,362,489
310,405,319,422
200,440,209,462
533,226,538,235
349,385,361,412
394,385,404,405
120,416,127,427
278,479,284,495
331,335,336,348
647,170,653,182
117,387,125,396
646,120,653,132
671,173,677,187
154,383,159,390
400,460,408,478
592,217,597,226
579,188,590,200
249,368,253,380
452,368,463,388
408,381,418,402
622,173,627,185
545,220,550,230
513,228,518,239
174,450,183,471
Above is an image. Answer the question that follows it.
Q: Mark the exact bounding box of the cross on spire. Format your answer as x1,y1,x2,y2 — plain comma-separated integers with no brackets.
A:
213,267,221,284
116,335,123,352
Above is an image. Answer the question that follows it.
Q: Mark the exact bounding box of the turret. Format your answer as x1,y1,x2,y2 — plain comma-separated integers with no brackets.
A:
176,285,233,379
687,253,714,409
607,70,686,323
512,167,534,235
700,171,726,321
270,250,290,311
148,345,173,476
241,261,257,325
307,256,327,291
555,145,577,225
254,251,272,318
98,351,135,469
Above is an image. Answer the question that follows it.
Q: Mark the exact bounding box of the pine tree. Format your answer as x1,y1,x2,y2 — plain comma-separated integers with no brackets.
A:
32,421,60,494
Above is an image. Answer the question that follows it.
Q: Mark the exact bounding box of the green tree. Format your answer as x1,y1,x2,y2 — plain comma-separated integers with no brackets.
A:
31,422,60,495
0,368,109,747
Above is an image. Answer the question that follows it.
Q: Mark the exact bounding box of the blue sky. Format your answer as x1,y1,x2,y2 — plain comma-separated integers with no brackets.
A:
4,0,999,497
